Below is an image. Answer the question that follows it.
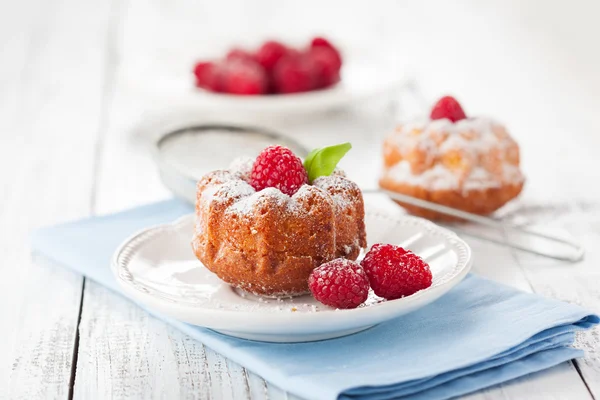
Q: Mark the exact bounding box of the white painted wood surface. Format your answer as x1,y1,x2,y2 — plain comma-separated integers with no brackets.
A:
1,0,600,399
0,0,112,398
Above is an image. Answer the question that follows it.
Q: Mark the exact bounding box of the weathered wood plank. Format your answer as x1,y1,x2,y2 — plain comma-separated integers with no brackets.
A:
0,0,114,398
76,281,208,399
76,280,299,400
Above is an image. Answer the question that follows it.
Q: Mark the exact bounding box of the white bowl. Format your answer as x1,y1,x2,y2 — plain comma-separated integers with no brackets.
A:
160,59,406,115
112,209,472,342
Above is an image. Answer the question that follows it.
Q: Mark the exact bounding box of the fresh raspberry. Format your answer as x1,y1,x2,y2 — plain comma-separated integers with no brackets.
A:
430,96,467,122
361,244,432,300
193,61,222,91
226,48,257,63
273,55,313,94
308,259,369,309
250,145,308,195
256,40,289,72
310,37,342,71
306,47,341,89
222,60,267,95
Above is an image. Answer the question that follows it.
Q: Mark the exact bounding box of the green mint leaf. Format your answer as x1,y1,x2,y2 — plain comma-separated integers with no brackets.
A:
302,147,321,175
304,142,352,182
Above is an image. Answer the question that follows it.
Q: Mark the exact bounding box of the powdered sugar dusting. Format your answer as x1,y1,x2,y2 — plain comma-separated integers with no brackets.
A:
215,179,256,200
229,156,254,180
387,162,460,190
313,174,358,210
198,160,255,209
227,187,299,216
204,157,360,218
384,116,524,191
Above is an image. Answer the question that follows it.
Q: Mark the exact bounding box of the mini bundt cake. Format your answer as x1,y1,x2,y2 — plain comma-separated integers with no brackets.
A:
380,96,524,220
192,145,367,296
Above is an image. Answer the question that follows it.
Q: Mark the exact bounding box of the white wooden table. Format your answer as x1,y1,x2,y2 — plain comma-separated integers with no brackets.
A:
1,0,600,398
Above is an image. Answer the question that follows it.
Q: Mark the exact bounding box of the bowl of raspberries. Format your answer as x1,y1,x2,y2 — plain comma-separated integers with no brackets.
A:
192,37,343,96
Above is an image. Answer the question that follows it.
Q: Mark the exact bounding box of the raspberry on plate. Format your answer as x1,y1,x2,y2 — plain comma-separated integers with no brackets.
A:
256,40,288,72
250,145,308,195
361,243,432,300
310,37,342,71
193,61,222,91
273,55,313,94
222,60,268,95
308,259,369,309
430,96,467,122
307,47,341,89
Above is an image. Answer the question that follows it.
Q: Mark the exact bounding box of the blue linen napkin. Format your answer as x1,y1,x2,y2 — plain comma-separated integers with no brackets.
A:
31,199,599,400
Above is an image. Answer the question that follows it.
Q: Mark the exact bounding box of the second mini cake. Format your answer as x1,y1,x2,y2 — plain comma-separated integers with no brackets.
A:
380,96,524,220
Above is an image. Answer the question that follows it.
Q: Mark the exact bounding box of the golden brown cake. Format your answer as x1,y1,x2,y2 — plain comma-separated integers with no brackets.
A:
192,159,367,296
380,117,524,220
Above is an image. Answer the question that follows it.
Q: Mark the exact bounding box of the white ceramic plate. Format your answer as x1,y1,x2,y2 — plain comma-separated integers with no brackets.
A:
112,210,472,342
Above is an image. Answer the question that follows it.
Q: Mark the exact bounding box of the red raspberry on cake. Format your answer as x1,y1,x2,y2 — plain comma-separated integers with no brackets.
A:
250,145,308,195
222,60,268,95
430,96,467,122
361,243,432,300
308,259,369,309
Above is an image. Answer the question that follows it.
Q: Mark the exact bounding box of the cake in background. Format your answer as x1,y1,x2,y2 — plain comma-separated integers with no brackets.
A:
380,96,524,220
